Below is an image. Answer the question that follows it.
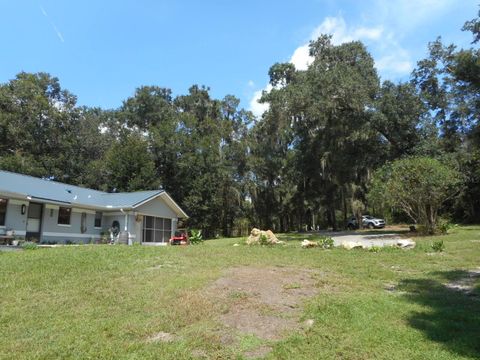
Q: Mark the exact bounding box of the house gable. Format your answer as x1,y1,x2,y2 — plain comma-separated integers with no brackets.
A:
134,196,179,219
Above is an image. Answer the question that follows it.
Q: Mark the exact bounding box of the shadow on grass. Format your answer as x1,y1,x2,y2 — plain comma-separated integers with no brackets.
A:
399,271,480,358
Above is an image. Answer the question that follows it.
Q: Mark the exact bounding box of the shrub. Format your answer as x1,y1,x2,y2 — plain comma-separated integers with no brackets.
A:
369,245,381,253
189,229,204,244
259,233,269,245
437,218,457,235
368,157,462,235
431,240,445,252
100,231,110,244
318,236,334,249
21,241,38,250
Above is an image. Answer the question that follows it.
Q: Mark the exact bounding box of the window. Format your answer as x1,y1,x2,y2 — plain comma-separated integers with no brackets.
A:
58,207,71,225
94,212,102,228
143,216,172,243
0,198,7,226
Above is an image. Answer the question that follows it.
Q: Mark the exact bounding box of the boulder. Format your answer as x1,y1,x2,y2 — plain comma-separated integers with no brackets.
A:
251,228,261,237
246,228,283,245
396,239,416,249
265,230,279,243
301,239,319,248
341,241,365,250
246,228,260,245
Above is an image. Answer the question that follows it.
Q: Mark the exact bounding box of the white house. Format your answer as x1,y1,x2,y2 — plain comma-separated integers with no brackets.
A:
0,170,188,245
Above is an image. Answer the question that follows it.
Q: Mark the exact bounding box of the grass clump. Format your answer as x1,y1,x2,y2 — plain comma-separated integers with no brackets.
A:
438,218,458,235
318,236,334,249
431,239,445,252
20,241,38,250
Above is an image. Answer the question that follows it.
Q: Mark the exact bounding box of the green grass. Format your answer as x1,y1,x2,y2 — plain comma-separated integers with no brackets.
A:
1,227,480,359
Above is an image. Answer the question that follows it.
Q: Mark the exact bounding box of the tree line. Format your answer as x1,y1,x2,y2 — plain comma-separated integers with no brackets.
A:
1,10,479,237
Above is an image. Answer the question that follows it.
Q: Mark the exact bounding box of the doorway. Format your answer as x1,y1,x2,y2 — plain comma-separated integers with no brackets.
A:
26,203,43,242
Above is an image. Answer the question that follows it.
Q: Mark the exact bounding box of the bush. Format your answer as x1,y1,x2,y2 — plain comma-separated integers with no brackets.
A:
368,157,462,235
259,233,269,246
369,245,381,253
100,231,110,244
21,241,38,250
189,229,204,244
431,240,445,252
318,236,334,249
437,218,457,235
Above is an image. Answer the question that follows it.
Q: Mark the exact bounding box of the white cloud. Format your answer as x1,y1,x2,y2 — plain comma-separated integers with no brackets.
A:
290,17,385,71
249,85,272,118
247,80,255,87
291,16,398,74
290,44,311,71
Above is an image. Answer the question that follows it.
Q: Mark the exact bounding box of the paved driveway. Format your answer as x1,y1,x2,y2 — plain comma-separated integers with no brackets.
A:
305,231,411,248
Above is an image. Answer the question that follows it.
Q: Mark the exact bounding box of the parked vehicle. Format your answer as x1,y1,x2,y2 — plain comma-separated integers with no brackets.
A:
347,215,386,230
169,229,189,245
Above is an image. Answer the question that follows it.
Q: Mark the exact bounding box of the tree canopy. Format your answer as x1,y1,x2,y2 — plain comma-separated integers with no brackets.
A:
1,9,479,236
368,157,461,234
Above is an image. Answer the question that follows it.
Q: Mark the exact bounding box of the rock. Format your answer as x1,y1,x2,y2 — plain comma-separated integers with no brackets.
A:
396,239,416,248
301,239,319,248
341,241,364,250
246,228,283,245
246,228,260,245
233,243,240,247
265,230,279,243
251,228,261,236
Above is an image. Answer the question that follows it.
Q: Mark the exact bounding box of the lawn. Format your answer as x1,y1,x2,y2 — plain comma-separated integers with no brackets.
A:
0,227,479,359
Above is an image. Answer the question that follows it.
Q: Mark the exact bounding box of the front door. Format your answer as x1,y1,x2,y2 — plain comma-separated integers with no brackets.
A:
26,203,43,242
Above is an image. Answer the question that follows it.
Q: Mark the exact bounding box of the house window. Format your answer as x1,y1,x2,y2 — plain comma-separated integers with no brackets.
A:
0,198,7,226
143,216,172,243
58,207,71,225
94,212,102,228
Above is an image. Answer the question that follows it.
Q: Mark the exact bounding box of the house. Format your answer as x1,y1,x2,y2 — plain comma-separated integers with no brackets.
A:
0,170,188,245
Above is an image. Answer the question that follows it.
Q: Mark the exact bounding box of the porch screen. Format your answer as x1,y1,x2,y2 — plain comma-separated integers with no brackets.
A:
143,216,172,243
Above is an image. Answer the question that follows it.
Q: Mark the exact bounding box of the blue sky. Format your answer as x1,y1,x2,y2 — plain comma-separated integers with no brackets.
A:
1,1,478,116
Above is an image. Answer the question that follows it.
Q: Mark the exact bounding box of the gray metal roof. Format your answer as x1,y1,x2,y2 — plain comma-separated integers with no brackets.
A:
0,170,165,210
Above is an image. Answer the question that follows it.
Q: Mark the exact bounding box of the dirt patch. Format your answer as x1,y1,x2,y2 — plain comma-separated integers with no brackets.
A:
208,266,320,348
243,345,273,359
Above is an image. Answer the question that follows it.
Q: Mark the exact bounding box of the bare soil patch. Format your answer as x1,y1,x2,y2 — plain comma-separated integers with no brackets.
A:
207,266,321,355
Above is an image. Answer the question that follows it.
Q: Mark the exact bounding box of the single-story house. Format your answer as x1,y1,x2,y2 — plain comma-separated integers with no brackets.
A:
0,170,188,245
